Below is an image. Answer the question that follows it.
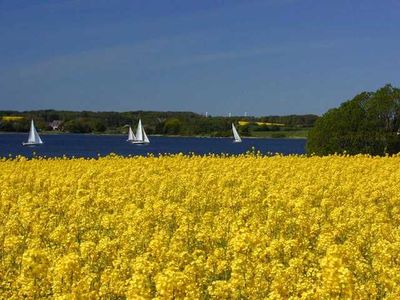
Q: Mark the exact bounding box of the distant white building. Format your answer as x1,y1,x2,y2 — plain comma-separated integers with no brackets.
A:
49,120,63,130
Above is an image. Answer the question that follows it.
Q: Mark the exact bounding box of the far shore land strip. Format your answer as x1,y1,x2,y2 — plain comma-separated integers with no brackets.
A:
0,110,314,139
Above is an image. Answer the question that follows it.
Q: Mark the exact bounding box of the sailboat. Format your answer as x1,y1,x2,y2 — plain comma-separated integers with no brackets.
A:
22,120,44,146
232,123,242,143
126,126,136,142
131,119,150,144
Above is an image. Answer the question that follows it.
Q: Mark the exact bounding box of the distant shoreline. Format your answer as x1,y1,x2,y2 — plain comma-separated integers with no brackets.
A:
0,131,307,139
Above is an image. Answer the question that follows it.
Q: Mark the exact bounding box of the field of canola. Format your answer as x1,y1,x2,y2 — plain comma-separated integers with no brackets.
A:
1,154,400,299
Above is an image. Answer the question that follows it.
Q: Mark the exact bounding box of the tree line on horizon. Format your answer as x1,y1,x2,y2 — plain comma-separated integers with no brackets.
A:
0,110,318,137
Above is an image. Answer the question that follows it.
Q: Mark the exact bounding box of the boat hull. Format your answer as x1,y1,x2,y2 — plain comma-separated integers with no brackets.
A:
129,141,150,145
22,142,43,147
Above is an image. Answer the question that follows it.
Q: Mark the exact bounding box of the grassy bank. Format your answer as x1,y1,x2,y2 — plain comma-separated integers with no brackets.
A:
250,129,309,138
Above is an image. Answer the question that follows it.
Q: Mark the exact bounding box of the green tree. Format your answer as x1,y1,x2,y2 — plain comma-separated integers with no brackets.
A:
307,84,400,155
163,118,182,135
63,119,93,133
239,124,251,136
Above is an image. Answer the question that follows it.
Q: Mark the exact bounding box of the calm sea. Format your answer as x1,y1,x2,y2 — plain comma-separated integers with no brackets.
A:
0,133,306,158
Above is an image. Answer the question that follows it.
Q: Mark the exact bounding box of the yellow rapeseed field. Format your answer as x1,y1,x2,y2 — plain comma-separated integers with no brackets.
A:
1,116,24,122
1,154,400,299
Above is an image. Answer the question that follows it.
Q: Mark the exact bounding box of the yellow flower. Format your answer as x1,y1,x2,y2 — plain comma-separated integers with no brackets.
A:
1,154,400,298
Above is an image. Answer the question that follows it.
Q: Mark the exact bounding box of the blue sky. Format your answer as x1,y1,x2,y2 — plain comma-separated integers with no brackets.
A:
0,0,399,116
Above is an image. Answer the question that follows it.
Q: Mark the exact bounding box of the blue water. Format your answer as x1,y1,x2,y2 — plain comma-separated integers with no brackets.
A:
0,133,306,158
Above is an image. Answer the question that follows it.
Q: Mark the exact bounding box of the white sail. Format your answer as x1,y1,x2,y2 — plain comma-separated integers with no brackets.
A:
131,119,150,144
135,119,143,141
27,120,36,143
142,126,150,143
34,129,43,144
127,126,136,141
24,120,43,145
232,123,242,143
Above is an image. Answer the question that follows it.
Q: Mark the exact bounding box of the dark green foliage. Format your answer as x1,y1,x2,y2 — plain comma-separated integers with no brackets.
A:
239,124,251,136
258,114,318,127
252,124,271,131
0,109,318,137
163,118,182,135
307,84,400,155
